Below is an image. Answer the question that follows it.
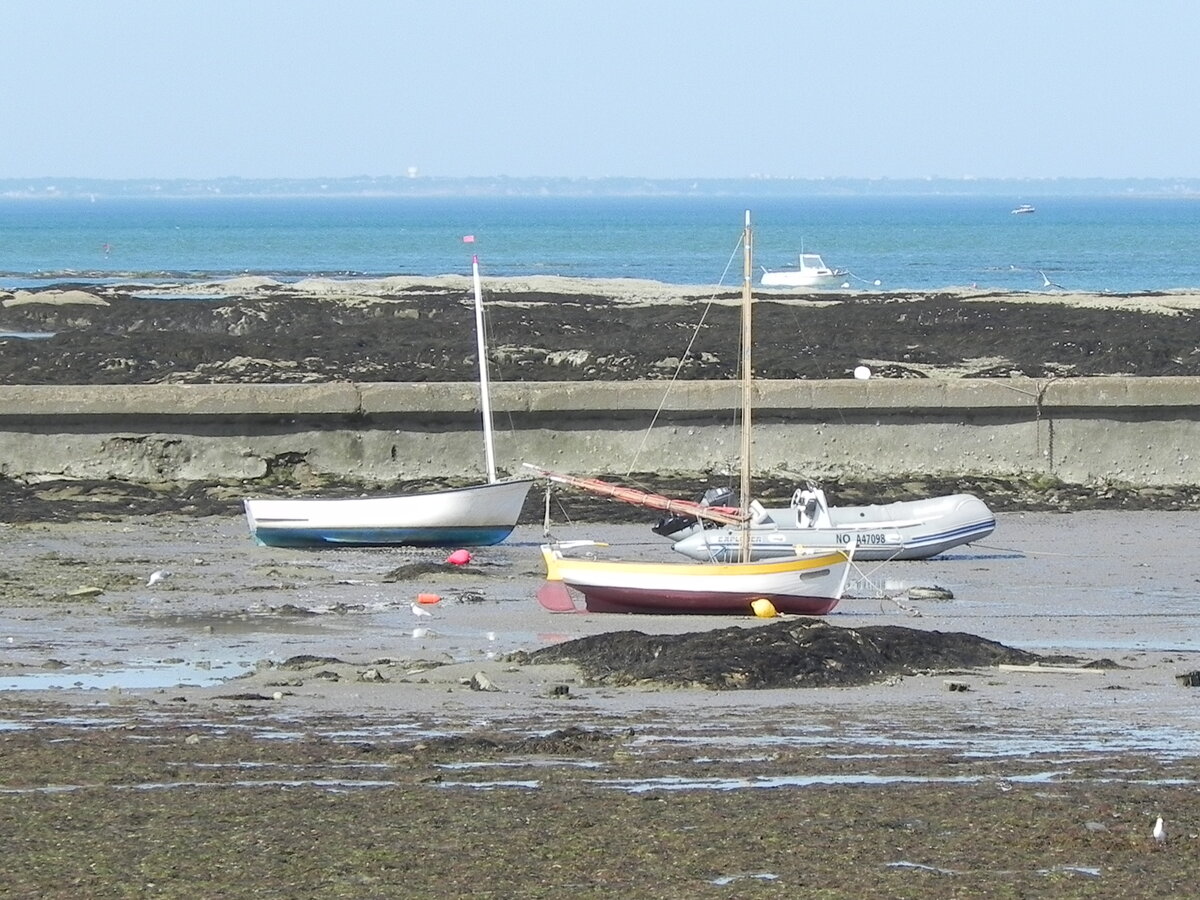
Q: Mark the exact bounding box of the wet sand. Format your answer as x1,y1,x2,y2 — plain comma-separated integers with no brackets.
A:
3,510,1200,896
3,509,1198,742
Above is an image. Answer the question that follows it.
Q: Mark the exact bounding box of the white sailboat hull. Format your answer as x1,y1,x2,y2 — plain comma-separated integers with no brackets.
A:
245,479,533,548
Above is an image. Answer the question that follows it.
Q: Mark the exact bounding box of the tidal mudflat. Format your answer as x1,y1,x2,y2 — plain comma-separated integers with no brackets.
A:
1,509,1198,896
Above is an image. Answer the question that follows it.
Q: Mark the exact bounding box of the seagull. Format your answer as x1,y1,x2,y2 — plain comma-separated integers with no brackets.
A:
410,602,433,618
1153,816,1166,846
147,569,172,587
1040,270,1067,291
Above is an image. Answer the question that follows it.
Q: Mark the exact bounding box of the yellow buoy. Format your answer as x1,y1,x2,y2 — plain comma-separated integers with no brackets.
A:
751,598,778,619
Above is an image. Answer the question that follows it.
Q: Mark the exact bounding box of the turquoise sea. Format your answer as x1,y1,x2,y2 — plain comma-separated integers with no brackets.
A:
0,194,1198,293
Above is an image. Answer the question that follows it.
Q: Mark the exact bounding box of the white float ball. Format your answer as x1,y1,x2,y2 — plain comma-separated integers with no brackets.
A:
853,365,872,381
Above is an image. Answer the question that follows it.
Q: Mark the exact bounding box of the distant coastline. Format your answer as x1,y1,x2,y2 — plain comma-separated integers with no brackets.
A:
4,175,1200,201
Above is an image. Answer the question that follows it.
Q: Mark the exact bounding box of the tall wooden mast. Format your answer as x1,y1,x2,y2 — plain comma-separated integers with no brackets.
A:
738,211,753,562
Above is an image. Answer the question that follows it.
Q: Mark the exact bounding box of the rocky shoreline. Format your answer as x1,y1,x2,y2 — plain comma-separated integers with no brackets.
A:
3,277,1200,384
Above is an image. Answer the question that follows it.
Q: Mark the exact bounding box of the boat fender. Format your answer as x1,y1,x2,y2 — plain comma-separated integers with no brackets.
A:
750,598,778,619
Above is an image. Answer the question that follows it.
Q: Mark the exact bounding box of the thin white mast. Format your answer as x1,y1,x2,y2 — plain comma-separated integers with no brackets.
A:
739,211,753,562
472,254,498,483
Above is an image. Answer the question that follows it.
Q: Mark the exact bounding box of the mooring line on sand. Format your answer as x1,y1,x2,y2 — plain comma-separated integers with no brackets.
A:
968,541,1088,559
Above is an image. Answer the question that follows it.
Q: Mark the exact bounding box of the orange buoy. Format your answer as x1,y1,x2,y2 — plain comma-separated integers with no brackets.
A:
416,593,442,605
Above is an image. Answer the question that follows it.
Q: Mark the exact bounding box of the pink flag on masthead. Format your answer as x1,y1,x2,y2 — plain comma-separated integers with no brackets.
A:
462,235,475,243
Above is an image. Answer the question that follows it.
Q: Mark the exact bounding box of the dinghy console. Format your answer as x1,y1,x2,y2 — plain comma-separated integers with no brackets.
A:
791,484,833,528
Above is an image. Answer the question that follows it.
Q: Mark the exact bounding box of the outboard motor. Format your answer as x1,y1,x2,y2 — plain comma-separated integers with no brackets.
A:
652,485,736,538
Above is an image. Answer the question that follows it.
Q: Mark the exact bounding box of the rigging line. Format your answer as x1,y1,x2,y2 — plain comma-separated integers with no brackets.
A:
622,231,747,480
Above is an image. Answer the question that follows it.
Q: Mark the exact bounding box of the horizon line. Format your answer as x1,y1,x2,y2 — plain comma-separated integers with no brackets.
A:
4,174,1200,184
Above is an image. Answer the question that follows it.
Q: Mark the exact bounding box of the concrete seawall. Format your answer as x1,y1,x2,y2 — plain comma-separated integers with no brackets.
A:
2,377,1199,486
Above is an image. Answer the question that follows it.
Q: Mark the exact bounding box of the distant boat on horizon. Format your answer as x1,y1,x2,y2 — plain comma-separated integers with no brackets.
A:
1011,204,1036,215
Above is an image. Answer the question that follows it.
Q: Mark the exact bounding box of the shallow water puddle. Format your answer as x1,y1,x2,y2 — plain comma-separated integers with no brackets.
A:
0,777,549,795
887,860,1102,879
0,658,249,691
592,770,1196,793
637,717,1200,758
137,611,353,636
710,873,779,886
187,760,395,771
0,778,401,795
435,758,605,771
593,772,1023,792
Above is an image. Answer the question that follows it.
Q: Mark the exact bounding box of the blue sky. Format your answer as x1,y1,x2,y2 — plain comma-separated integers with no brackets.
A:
4,0,1197,180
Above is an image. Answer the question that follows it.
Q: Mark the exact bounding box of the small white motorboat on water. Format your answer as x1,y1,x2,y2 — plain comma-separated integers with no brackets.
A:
654,483,996,562
760,252,849,288
1011,204,1036,215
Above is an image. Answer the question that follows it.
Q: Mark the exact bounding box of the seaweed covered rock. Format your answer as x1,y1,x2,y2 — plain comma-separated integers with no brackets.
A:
520,618,1054,689
3,286,1200,384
